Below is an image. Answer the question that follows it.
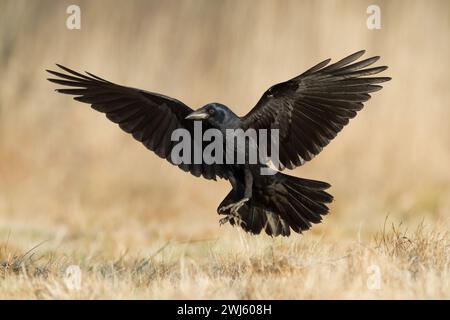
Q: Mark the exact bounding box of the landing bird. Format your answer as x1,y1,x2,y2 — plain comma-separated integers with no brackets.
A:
47,50,390,236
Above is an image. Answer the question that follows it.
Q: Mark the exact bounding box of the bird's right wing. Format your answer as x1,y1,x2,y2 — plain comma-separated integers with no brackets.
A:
47,65,224,180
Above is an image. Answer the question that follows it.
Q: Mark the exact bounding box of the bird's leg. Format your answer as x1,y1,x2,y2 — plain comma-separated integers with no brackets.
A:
236,167,253,209
219,215,231,225
218,175,241,213
219,170,253,226
220,169,253,214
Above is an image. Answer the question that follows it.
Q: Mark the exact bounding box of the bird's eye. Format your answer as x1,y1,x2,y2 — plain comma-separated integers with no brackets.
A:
208,108,215,115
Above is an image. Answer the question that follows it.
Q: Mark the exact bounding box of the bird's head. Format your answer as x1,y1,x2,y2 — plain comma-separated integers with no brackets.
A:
185,103,236,127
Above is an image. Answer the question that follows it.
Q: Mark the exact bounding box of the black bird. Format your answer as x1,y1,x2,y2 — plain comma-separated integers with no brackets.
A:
47,50,390,237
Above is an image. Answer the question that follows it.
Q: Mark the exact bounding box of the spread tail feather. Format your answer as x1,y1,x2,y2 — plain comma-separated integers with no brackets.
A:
218,173,333,237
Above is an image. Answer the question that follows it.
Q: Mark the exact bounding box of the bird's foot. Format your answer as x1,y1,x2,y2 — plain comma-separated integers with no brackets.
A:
219,210,247,227
219,198,249,227
219,198,249,214
219,215,230,225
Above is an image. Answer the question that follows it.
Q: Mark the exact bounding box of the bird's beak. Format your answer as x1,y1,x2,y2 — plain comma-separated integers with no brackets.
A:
185,110,209,120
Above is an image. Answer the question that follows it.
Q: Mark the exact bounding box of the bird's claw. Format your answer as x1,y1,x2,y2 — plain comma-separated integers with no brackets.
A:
219,216,230,225
219,198,249,226
219,211,247,227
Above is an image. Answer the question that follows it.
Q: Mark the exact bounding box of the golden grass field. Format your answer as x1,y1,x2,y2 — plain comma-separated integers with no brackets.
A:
0,0,449,299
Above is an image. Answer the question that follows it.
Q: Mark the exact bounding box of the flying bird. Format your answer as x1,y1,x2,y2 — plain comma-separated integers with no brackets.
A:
47,50,390,237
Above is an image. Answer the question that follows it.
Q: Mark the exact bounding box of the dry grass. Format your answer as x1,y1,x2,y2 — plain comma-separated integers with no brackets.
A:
0,221,448,299
0,0,449,299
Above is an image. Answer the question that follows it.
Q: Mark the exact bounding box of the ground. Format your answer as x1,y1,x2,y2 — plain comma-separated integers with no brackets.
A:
0,217,448,299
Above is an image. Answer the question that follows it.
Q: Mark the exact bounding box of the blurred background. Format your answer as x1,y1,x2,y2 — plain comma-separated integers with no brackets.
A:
0,0,449,254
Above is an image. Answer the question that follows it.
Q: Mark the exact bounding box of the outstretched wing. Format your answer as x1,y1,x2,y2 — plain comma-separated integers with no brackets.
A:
47,65,224,180
241,50,391,170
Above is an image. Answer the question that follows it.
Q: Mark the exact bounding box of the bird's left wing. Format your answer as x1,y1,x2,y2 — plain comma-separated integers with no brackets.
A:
47,65,224,180
241,50,391,170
